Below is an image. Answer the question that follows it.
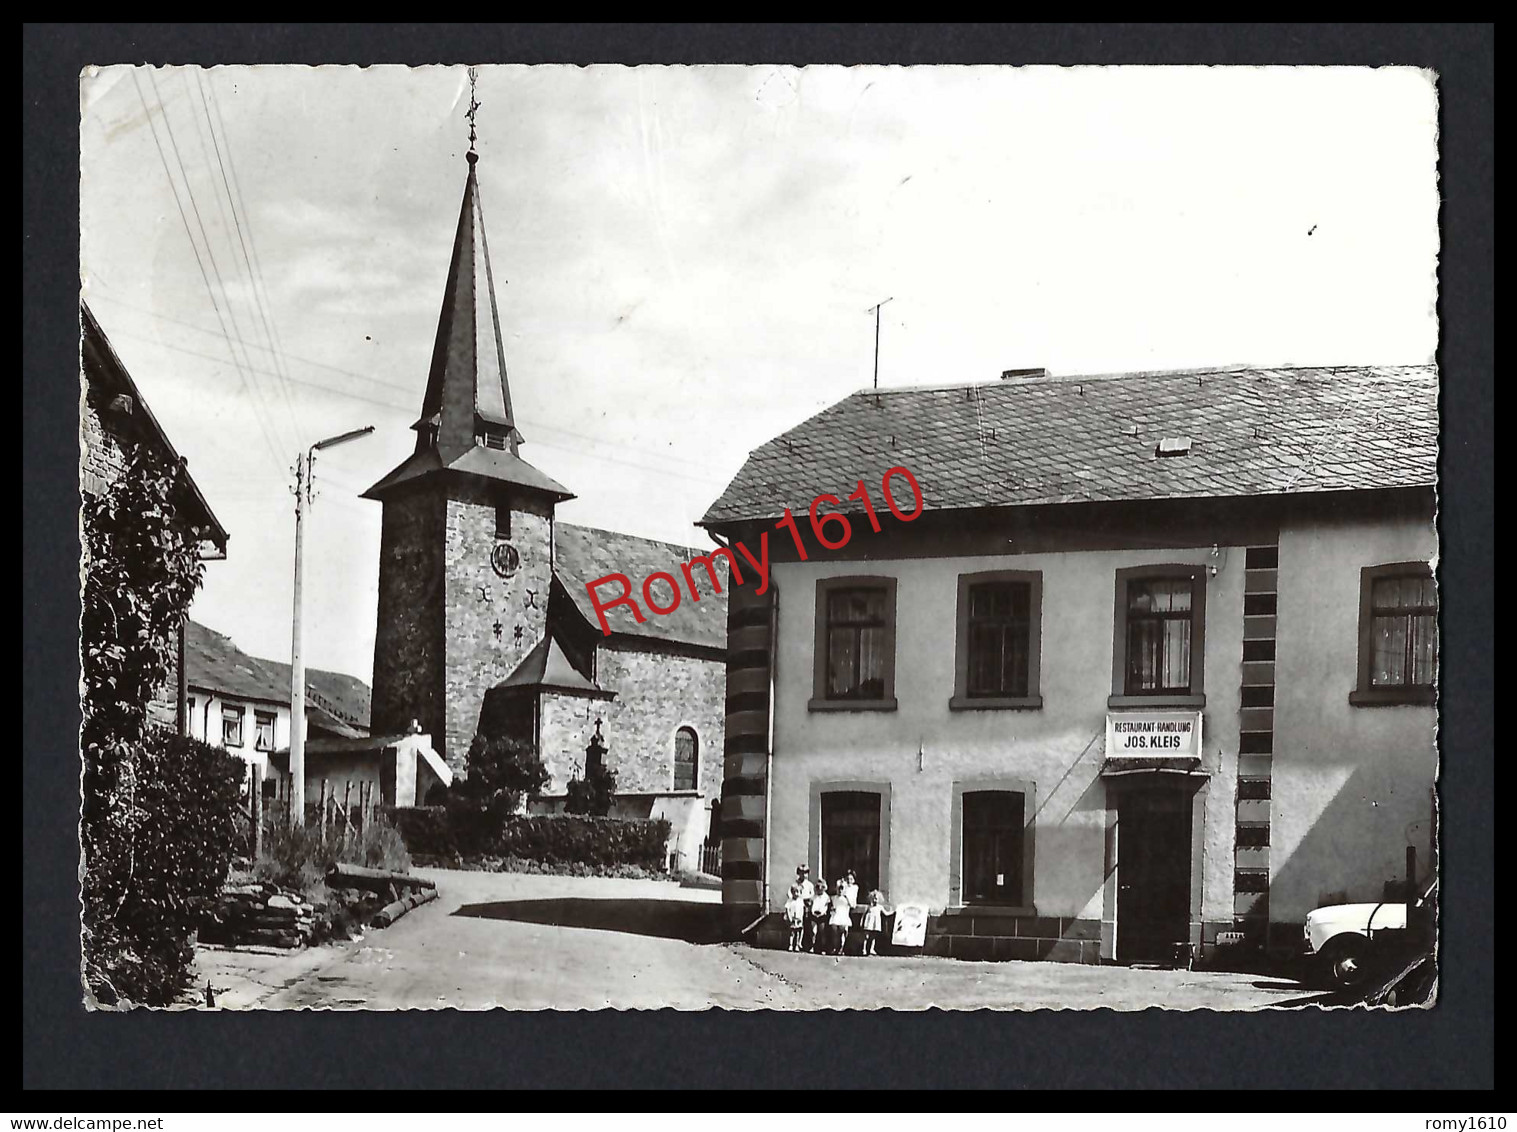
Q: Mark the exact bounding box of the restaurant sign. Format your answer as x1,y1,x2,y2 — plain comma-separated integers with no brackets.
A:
1105,711,1203,759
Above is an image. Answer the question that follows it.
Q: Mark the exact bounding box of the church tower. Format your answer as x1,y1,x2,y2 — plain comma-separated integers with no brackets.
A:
364,147,573,776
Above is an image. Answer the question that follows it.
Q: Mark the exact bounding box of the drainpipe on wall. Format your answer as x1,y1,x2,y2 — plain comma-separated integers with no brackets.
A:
176,616,188,737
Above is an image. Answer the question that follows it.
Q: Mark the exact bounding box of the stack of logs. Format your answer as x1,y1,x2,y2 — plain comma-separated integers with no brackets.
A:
202,880,317,950
326,864,438,928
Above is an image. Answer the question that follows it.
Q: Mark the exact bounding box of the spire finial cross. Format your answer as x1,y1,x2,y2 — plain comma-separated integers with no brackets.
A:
466,66,481,155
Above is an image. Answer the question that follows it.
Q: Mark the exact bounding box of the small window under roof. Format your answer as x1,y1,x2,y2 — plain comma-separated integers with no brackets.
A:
1155,437,1193,458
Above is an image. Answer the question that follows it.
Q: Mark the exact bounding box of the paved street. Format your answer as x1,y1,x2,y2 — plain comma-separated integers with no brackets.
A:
200,868,1323,1010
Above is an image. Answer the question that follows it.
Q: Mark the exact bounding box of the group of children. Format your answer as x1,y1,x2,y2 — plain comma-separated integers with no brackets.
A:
783,864,885,956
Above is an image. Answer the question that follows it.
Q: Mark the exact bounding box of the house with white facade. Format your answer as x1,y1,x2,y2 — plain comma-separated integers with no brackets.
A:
702,364,1438,964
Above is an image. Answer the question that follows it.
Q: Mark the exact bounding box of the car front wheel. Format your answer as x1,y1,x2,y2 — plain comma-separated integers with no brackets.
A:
1319,934,1373,989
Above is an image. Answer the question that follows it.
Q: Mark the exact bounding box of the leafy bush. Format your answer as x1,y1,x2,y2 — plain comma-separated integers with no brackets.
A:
81,731,243,1007
563,760,618,817
432,855,674,881
385,805,462,858
80,452,206,754
496,814,669,869
386,807,670,872
80,449,230,1007
456,733,550,815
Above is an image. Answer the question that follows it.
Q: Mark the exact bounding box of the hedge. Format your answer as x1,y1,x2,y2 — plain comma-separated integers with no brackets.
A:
386,806,671,871
82,730,244,1006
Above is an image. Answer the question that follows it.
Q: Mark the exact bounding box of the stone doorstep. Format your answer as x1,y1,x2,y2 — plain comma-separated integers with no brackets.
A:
750,912,1102,965
930,913,1103,941
929,934,1101,964
755,912,1304,969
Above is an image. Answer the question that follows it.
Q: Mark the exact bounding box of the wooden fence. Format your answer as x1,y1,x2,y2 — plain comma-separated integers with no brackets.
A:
699,837,722,878
244,765,384,850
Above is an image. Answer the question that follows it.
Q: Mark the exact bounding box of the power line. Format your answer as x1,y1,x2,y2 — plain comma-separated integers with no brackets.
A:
137,68,288,472
201,70,306,443
167,70,306,473
190,68,302,445
130,67,286,475
93,304,734,481
145,68,285,462
101,324,735,488
90,290,419,395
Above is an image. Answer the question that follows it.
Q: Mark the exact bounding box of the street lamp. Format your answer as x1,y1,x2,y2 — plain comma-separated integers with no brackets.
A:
289,425,375,824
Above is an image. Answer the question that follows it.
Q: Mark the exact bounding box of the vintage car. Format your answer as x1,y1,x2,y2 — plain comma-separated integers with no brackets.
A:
1302,876,1437,989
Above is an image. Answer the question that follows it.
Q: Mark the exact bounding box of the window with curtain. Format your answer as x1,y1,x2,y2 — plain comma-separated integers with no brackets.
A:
825,587,889,700
221,705,244,748
1369,572,1437,688
1125,576,1196,695
962,790,1026,906
820,791,881,894
254,710,276,752
967,581,1032,698
673,727,698,791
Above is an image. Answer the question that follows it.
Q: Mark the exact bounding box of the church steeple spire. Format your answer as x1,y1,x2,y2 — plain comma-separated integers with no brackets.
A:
413,144,521,460
364,101,571,505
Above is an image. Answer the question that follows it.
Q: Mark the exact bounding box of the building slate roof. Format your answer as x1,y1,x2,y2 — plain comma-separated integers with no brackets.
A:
81,302,229,555
700,365,1438,525
184,620,371,738
553,522,729,649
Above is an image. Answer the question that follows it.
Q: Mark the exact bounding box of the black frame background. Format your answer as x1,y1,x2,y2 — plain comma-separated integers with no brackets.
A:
24,23,1494,1093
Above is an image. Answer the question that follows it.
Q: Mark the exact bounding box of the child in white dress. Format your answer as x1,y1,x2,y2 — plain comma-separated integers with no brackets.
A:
828,878,853,955
784,884,806,952
861,889,885,955
842,870,860,909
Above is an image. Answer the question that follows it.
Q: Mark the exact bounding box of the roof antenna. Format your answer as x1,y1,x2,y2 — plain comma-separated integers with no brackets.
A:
465,66,481,163
868,297,894,390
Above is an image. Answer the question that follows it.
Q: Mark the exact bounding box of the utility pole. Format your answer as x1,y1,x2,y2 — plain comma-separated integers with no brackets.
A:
869,297,894,390
289,425,375,825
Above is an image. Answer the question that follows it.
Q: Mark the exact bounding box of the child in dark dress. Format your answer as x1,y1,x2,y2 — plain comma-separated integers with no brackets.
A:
809,882,831,953
784,884,806,952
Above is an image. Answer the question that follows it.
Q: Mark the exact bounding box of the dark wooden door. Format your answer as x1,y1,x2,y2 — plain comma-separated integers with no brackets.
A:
820,791,881,894
1116,789,1193,962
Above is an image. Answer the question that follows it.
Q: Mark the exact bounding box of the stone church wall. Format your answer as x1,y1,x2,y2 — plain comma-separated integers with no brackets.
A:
440,483,553,774
537,640,725,803
370,486,446,746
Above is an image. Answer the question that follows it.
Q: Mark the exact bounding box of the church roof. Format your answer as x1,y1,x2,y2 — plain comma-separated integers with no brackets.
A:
360,442,573,501
553,523,729,650
420,152,519,453
364,153,571,502
494,633,613,698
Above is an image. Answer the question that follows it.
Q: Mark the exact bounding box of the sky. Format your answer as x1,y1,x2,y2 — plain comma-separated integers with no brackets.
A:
78,64,1439,684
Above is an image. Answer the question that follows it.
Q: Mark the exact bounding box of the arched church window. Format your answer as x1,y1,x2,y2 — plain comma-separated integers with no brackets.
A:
673,727,698,792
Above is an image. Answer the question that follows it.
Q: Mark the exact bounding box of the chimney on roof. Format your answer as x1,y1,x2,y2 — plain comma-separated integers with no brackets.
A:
1001,368,1047,381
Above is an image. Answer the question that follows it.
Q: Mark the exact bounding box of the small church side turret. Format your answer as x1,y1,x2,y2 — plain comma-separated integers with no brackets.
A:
363,149,574,775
